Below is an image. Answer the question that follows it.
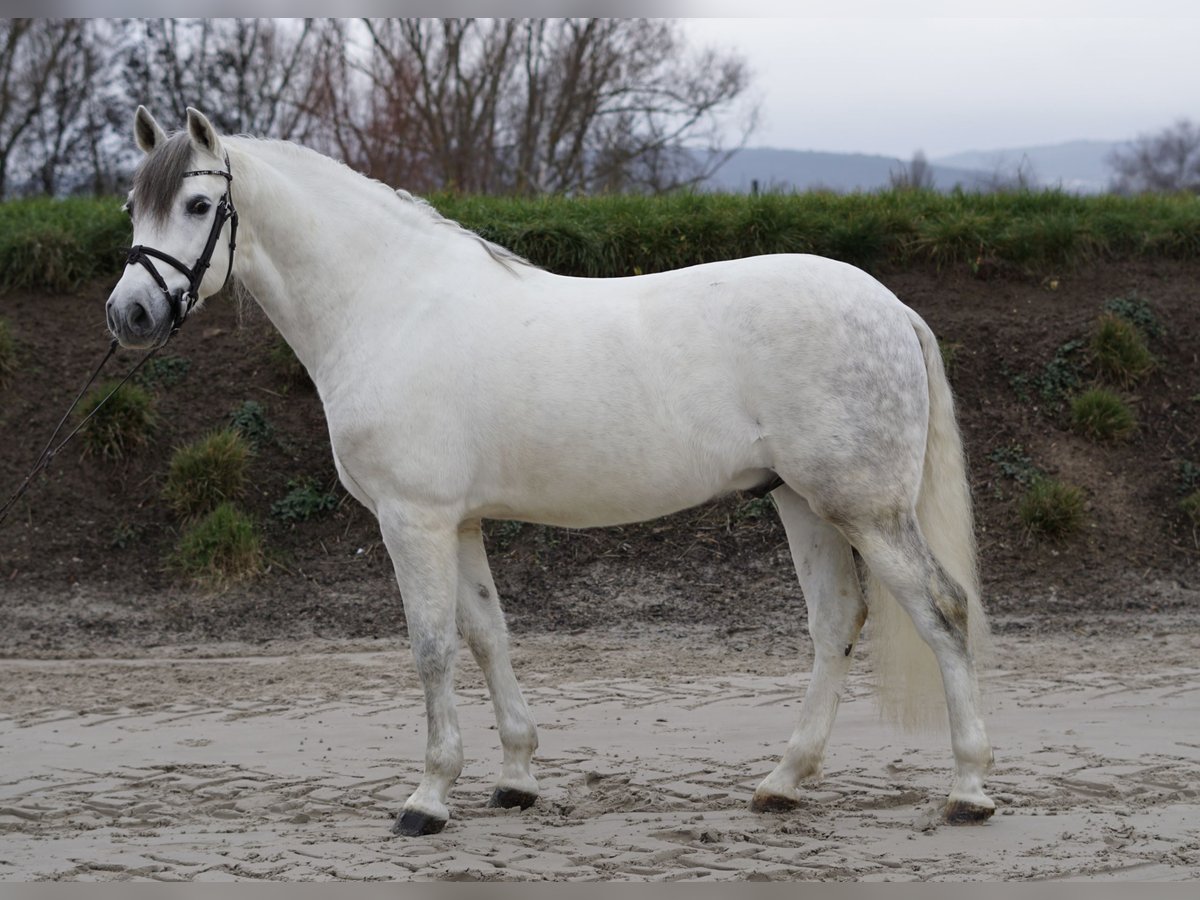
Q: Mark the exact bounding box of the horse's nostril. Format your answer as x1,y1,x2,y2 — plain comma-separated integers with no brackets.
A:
130,301,150,329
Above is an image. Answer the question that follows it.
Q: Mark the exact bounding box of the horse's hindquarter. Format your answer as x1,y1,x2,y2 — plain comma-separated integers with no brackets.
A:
329,254,928,528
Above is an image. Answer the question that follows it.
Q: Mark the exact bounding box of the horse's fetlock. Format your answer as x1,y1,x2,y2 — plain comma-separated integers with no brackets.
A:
425,746,464,783
503,720,538,752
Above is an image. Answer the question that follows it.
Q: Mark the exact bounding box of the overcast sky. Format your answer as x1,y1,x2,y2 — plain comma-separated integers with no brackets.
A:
681,9,1199,159
24,2,1200,160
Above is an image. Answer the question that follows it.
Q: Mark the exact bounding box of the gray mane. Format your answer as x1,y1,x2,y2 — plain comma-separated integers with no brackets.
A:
131,132,196,224
394,190,534,274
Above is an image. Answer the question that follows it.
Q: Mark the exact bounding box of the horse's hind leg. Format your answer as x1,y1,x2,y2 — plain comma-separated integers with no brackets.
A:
751,486,867,812
851,511,995,822
455,521,539,810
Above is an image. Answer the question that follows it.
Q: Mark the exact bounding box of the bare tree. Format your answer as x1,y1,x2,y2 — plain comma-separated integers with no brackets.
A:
16,20,124,197
889,149,934,191
293,20,361,165
2,18,754,198
361,19,518,193
294,19,434,190
509,19,754,194
75,21,132,197
0,20,83,199
356,18,755,195
1108,119,1200,194
119,18,318,140
211,18,317,139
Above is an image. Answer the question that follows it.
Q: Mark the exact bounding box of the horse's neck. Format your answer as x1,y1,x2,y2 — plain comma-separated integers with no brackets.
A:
226,140,455,387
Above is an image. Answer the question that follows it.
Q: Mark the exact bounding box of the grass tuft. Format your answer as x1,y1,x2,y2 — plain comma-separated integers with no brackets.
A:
1091,313,1155,386
1069,388,1136,441
76,380,157,460
162,428,251,520
1019,477,1085,540
0,316,16,386
173,502,263,584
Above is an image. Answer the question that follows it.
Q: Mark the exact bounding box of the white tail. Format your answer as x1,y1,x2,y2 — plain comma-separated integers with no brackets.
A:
866,311,992,730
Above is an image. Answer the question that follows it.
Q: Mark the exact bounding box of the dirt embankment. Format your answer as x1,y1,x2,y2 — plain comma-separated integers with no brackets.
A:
0,260,1198,655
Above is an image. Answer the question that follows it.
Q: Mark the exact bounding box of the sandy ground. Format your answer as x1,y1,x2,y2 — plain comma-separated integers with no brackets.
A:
1,618,1198,882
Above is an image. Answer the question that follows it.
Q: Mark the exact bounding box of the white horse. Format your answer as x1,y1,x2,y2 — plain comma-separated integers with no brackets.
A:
106,107,994,836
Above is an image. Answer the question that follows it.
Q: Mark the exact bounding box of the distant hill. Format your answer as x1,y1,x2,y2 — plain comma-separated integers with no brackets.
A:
699,140,1123,194
932,140,1121,193
699,147,989,194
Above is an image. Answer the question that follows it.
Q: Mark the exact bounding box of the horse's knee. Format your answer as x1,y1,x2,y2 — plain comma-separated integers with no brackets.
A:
410,632,457,684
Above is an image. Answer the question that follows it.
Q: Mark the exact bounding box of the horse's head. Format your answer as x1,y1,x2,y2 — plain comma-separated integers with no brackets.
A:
106,107,238,349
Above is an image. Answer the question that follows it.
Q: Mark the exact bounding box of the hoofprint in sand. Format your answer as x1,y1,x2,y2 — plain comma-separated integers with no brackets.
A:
1,619,1197,882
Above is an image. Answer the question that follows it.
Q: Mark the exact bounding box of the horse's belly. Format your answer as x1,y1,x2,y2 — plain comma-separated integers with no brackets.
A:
477,466,774,528
473,423,774,527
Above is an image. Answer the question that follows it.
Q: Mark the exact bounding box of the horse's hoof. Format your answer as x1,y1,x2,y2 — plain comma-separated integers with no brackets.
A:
749,790,801,814
392,809,448,836
488,787,538,810
942,799,995,825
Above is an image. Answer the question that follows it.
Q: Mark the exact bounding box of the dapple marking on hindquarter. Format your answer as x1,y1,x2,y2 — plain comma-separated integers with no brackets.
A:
105,106,995,837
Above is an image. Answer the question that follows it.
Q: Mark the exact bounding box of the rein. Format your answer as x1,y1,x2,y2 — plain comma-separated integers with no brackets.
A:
0,154,239,527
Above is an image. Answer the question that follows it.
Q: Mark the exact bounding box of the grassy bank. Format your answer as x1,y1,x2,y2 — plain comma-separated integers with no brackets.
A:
2,190,1198,293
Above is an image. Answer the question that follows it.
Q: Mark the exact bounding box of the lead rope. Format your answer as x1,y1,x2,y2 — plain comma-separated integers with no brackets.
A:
0,339,164,526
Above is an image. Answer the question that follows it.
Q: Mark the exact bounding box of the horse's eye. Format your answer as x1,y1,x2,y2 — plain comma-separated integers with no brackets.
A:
186,197,211,216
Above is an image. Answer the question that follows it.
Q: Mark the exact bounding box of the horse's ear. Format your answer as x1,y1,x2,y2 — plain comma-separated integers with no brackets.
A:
134,106,166,155
185,107,223,158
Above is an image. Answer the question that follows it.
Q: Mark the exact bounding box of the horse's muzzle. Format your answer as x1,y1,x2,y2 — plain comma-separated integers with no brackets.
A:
106,289,175,349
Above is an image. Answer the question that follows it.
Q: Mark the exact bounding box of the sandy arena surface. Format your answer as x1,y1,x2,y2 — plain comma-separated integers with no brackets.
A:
1,618,1198,882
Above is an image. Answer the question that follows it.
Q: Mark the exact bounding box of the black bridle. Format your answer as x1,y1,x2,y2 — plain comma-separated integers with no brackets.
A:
124,152,239,336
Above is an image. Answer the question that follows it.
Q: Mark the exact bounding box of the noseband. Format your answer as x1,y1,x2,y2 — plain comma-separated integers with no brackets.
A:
124,152,239,337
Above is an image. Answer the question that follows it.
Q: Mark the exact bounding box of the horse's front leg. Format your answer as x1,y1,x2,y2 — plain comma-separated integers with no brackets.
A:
455,521,539,809
380,505,463,837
